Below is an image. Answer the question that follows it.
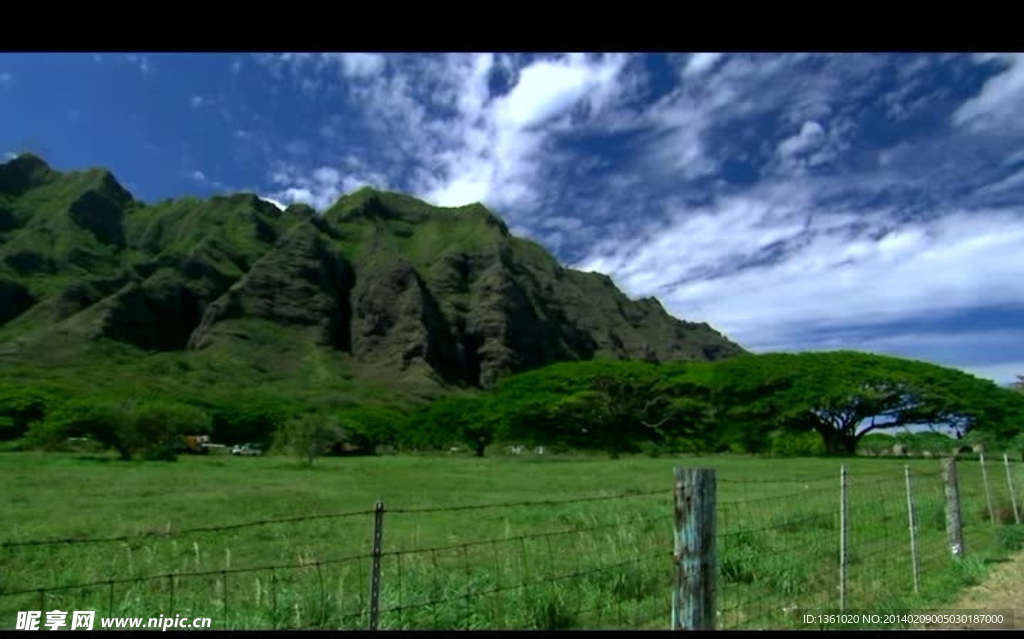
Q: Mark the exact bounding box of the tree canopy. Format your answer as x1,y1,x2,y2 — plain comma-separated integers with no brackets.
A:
707,351,1024,454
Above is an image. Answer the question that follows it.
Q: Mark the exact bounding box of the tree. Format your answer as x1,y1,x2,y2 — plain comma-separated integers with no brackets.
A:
1010,375,1024,393
206,392,303,447
273,413,346,466
27,397,212,460
711,352,1024,455
411,395,495,456
334,406,408,451
521,363,708,458
0,383,60,441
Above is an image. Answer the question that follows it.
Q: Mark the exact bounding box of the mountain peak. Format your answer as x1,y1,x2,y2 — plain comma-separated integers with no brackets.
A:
0,156,745,395
0,153,54,195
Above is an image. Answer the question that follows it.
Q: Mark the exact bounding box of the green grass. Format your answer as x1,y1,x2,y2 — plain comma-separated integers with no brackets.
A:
0,453,1021,630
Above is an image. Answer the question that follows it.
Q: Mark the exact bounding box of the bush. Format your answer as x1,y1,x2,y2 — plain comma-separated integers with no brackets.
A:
769,429,826,457
0,384,61,441
334,406,407,449
26,397,211,461
638,440,664,458
208,395,300,446
273,412,345,466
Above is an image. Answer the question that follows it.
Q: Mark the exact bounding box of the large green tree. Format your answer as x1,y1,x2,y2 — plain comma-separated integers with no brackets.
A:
273,412,346,466
409,395,496,456
711,352,1024,455
27,397,212,460
491,360,712,458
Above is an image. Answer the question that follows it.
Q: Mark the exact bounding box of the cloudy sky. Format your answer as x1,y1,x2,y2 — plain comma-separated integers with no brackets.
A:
2,52,1023,384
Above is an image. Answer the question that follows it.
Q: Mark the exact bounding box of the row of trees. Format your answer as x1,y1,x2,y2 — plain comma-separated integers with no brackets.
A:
4,353,1024,461
409,353,1024,458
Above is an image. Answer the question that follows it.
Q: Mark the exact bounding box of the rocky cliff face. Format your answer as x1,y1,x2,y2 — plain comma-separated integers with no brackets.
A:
0,154,745,389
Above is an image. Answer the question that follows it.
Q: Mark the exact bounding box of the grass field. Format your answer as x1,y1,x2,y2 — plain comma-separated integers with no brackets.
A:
1,451,1021,630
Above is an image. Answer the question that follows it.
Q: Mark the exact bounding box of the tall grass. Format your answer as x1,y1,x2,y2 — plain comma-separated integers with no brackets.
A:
0,452,1020,629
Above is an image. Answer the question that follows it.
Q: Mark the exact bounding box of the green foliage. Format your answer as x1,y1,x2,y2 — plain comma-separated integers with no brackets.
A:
406,394,496,456
334,405,408,450
206,393,304,447
3,155,1022,460
26,397,211,461
485,360,715,458
767,428,827,457
0,382,62,440
892,430,958,453
708,351,1024,455
273,412,345,466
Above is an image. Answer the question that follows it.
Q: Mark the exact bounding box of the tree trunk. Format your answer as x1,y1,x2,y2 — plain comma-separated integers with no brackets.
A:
841,433,859,456
815,425,846,456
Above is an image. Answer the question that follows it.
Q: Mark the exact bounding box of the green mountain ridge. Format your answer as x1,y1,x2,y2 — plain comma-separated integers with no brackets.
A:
0,154,745,398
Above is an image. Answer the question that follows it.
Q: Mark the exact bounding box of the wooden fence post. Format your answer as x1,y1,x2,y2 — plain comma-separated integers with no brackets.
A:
672,467,716,630
904,465,921,593
839,464,849,613
1004,454,1021,525
369,500,385,630
942,458,965,558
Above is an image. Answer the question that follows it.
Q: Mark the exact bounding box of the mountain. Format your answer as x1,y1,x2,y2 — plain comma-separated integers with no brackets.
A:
0,154,744,400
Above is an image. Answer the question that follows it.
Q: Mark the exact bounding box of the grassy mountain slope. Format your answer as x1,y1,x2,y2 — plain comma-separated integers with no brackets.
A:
0,154,745,406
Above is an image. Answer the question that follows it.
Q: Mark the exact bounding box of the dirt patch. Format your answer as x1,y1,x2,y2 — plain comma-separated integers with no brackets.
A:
924,551,1024,630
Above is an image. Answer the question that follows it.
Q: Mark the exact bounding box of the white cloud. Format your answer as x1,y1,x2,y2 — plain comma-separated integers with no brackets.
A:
495,57,616,129
267,160,391,211
190,170,206,182
953,53,1024,131
280,187,316,206
777,121,827,160
0,72,13,88
682,53,723,77
190,95,207,108
424,54,631,210
596,54,871,186
540,216,584,232
259,53,634,217
976,167,1024,197
125,55,150,75
313,167,341,185
258,196,286,210
247,52,1024,382
575,188,1024,363
3,151,17,160
333,52,387,78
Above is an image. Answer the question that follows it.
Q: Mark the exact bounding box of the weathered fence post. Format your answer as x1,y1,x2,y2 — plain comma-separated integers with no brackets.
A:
672,467,716,630
839,464,849,613
369,500,385,630
1004,454,1021,525
980,453,997,539
904,465,921,593
942,458,965,558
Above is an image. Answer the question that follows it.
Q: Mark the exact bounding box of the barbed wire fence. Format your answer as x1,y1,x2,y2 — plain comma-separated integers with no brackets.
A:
2,455,1021,630
686,455,1023,630
0,489,674,630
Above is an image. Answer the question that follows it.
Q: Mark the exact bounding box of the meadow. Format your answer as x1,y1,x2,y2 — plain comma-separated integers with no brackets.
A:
1,451,1021,630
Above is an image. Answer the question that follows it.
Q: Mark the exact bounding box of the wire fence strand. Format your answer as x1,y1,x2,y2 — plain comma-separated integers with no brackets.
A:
3,457,1022,630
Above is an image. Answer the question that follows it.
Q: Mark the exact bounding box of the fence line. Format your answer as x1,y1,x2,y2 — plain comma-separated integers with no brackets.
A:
0,488,665,550
3,456,1022,630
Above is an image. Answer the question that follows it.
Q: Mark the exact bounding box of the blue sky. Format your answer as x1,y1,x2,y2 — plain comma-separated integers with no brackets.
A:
2,52,1024,385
